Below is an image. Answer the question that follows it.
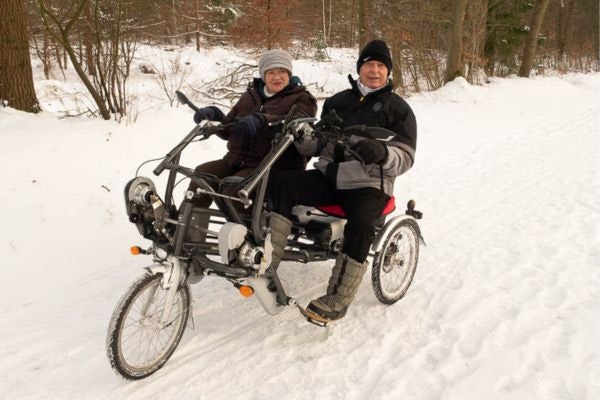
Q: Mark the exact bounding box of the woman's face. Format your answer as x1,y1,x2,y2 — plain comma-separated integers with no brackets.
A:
264,68,290,94
358,60,388,89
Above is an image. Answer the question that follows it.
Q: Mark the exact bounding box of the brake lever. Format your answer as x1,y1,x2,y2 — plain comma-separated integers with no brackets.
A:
316,128,366,166
197,121,234,139
346,147,366,166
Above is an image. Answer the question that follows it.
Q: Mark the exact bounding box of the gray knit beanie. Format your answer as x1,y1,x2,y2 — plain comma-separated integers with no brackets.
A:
258,49,293,80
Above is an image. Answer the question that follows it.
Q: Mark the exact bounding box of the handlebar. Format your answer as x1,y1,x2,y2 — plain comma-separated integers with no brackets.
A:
175,90,201,113
153,120,227,176
154,93,395,208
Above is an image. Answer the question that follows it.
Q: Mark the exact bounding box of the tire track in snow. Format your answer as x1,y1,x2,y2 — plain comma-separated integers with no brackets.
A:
388,99,599,398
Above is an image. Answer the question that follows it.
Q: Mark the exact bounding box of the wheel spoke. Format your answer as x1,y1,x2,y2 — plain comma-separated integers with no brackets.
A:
109,273,190,377
373,223,419,303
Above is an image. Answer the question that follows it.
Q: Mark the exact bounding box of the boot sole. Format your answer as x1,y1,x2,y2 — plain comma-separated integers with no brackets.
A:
297,305,331,327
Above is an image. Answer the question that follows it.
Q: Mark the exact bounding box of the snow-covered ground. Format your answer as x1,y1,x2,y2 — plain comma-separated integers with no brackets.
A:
1,46,599,399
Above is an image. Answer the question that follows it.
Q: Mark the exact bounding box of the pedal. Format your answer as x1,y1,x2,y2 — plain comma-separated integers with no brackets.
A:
296,304,329,327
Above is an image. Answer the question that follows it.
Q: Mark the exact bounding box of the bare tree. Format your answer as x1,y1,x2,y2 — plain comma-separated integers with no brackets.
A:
229,0,296,49
464,0,488,84
38,0,111,119
38,0,138,121
519,0,550,77
444,0,469,83
321,0,333,45
0,0,40,112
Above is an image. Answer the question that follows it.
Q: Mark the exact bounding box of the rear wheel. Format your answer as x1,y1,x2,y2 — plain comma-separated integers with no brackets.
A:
106,273,190,380
372,220,419,304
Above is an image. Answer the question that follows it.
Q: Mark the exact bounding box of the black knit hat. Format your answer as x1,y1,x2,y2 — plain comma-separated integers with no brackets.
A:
356,39,393,76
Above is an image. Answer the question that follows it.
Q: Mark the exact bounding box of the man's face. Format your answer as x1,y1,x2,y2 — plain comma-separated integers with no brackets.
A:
358,60,388,90
264,68,290,94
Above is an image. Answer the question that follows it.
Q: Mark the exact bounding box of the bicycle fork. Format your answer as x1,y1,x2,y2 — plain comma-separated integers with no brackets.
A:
143,255,185,327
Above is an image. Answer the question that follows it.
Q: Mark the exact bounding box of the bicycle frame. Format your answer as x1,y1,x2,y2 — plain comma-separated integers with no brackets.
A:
131,111,423,316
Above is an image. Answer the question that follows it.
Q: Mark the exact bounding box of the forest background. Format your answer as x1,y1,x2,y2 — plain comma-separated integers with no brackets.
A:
0,0,599,120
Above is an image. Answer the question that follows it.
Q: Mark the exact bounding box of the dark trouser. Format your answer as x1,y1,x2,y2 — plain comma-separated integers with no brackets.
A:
268,169,389,262
187,159,254,207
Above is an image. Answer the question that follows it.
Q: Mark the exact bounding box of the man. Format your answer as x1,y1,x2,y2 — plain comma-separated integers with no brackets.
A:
266,39,417,322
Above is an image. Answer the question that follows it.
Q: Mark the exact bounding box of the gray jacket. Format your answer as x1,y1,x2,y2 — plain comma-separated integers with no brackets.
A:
296,77,417,196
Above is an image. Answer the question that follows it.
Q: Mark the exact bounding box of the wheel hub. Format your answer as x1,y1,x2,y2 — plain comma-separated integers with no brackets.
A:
140,315,162,331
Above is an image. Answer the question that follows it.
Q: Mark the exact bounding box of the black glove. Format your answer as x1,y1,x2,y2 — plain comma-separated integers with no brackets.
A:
193,106,224,123
232,112,265,138
351,139,388,164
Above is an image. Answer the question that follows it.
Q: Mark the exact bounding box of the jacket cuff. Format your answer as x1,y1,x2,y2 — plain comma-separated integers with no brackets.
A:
377,143,389,165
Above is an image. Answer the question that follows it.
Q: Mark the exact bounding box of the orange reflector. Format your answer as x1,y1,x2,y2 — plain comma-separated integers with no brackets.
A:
239,285,254,297
130,246,142,255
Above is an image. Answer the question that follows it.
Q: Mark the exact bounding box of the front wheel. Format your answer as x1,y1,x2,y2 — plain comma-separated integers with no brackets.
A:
372,219,420,304
106,272,190,380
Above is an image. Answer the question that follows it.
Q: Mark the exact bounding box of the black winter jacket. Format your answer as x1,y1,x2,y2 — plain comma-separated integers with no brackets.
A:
311,76,417,195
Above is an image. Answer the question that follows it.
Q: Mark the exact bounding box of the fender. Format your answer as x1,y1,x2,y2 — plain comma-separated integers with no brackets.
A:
143,256,189,290
371,215,425,254
143,256,189,325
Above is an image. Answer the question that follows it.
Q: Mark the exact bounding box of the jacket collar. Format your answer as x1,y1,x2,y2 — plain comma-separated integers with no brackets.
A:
251,76,303,101
347,74,393,98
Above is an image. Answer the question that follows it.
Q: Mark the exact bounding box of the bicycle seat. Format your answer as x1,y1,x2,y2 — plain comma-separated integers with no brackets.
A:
316,196,396,218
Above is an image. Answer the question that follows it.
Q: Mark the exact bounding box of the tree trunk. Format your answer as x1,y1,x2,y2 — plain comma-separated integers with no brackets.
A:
357,0,368,51
444,0,469,83
518,0,551,77
0,0,40,113
83,2,96,76
389,35,404,92
556,0,575,60
444,0,468,83
42,29,51,79
195,0,200,52
484,1,498,76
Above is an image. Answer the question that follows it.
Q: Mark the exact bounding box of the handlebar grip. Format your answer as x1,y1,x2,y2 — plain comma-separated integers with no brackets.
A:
153,160,166,176
175,90,201,113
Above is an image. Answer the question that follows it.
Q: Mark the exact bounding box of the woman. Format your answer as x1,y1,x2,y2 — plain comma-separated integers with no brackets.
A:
186,49,317,237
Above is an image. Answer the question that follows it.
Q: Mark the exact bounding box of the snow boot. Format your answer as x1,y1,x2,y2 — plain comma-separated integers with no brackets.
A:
306,254,367,321
263,212,292,272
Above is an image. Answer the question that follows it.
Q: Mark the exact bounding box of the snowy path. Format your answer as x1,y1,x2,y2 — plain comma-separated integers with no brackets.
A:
1,73,599,400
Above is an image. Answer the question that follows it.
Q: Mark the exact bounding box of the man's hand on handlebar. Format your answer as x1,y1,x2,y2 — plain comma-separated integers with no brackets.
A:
291,121,315,140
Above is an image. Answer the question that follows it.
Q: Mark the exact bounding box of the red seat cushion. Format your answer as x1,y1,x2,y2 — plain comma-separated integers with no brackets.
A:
316,196,396,218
